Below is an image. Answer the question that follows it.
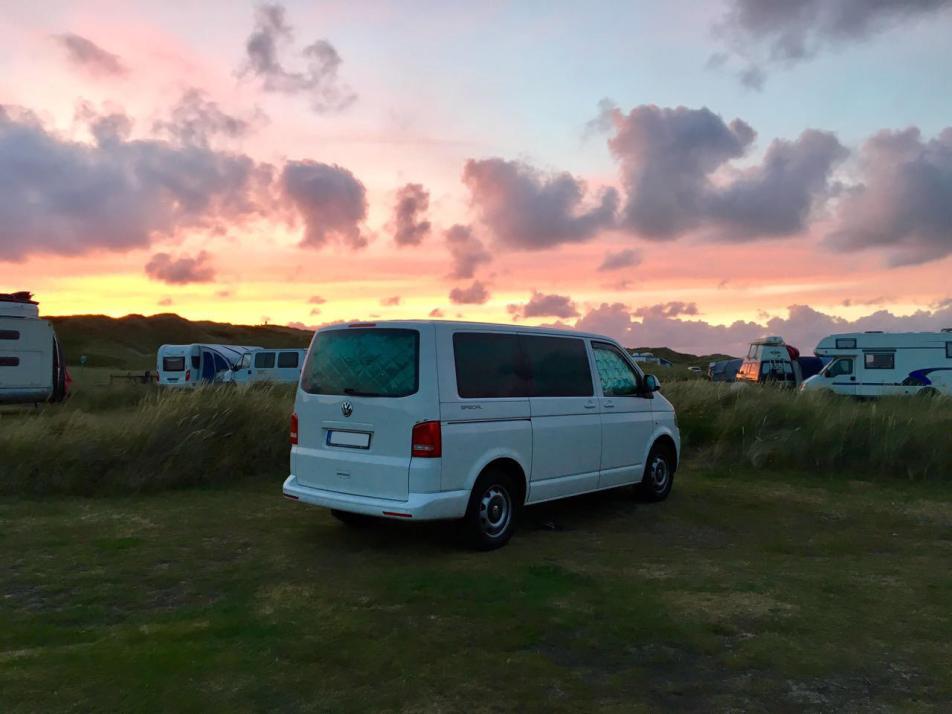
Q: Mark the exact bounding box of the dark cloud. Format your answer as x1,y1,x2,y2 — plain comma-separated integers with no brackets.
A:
0,105,268,261
565,301,952,357
145,251,215,284
600,104,844,241
598,247,642,271
449,281,490,305
240,3,355,113
714,1,952,86
633,302,699,319
462,157,618,249
445,224,491,279
280,160,368,249
153,89,257,148
54,33,126,77
826,127,952,266
391,183,431,246
507,291,579,320
380,295,401,306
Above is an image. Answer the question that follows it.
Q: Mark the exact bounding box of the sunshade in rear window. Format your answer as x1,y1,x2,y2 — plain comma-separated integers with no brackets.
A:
301,328,419,397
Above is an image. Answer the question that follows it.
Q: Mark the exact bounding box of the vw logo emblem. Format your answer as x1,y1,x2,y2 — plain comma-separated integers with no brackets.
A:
340,400,353,417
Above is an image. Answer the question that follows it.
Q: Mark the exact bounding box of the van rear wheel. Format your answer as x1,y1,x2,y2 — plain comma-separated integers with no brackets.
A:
636,444,675,502
463,470,517,550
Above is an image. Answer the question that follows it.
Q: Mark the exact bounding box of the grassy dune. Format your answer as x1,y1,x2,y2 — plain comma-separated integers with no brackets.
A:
1,381,949,496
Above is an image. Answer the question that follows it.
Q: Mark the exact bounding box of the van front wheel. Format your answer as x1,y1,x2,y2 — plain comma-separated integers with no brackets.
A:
636,444,675,502
463,470,517,550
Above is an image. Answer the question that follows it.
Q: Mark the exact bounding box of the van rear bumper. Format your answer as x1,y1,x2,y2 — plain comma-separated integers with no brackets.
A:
282,474,469,521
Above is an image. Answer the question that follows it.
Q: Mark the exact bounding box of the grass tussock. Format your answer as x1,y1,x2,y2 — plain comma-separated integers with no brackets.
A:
1,380,950,496
664,381,952,480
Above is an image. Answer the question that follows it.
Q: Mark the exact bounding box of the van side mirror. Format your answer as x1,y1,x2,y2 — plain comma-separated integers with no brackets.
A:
644,374,661,393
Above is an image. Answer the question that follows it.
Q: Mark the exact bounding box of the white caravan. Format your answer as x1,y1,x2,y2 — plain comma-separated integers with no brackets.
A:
735,336,803,388
283,320,681,550
802,331,952,397
0,292,69,405
223,348,307,385
156,344,261,387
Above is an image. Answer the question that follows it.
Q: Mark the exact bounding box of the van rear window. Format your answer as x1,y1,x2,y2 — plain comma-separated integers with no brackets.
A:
302,329,419,397
163,356,185,372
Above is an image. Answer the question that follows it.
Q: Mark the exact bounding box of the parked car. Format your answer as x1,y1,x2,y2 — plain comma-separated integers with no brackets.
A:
708,358,742,382
223,348,306,385
802,330,952,397
283,321,681,549
156,344,261,387
0,292,69,405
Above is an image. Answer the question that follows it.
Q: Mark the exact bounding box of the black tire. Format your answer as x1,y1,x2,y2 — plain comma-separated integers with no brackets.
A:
462,469,518,551
636,443,676,502
330,509,373,527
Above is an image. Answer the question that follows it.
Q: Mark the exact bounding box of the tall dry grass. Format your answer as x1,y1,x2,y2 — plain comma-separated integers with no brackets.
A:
1,381,949,496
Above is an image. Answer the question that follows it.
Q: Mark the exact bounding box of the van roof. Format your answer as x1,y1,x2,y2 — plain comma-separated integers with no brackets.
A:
318,319,624,343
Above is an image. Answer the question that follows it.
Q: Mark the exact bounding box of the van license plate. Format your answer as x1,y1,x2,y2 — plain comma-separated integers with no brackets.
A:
327,430,371,449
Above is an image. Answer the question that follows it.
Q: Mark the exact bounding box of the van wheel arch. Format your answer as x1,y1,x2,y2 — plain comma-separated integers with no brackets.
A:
478,458,527,507
650,435,678,474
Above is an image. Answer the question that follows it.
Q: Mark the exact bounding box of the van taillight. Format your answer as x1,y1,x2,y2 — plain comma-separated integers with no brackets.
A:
411,421,441,458
290,413,299,445
185,369,191,381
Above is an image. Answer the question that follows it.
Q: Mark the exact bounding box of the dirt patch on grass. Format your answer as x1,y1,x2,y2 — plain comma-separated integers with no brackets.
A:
668,590,797,625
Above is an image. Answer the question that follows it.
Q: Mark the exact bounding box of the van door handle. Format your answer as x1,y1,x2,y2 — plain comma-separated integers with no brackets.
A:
584,401,596,409
604,400,615,408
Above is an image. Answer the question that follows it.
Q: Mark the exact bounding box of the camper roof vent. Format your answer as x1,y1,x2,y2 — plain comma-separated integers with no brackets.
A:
0,291,37,305
942,328,952,333
864,330,883,334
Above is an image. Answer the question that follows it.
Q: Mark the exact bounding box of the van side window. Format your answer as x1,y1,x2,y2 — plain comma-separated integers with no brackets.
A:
191,355,201,369
523,335,593,397
454,333,528,398
0,356,20,367
592,343,641,396
827,358,853,377
865,353,894,370
0,330,20,340
278,351,300,368
255,352,276,369
947,342,952,359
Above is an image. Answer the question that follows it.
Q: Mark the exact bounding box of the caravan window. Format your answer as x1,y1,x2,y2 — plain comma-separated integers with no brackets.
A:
0,356,19,367
0,330,20,340
836,338,857,349
163,356,186,372
865,353,895,370
947,342,952,359
278,351,300,369
255,352,276,369
191,355,201,369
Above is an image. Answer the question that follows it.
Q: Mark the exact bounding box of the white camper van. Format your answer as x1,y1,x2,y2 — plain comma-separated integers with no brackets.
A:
802,331,952,397
735,336,803,388
0,292,69,405
223,348,307,385
156,344,261,387
283,321,680,550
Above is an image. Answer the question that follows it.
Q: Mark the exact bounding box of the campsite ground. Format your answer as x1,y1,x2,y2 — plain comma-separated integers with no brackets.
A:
2,467,951,712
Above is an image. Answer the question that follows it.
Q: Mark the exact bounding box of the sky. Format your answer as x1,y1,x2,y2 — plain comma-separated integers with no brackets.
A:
1,0,951,356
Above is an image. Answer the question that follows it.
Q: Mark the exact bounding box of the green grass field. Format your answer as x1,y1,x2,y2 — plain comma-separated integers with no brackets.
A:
2,469,951,711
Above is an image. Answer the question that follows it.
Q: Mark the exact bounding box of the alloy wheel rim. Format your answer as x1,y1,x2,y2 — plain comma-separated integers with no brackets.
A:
478,485,512,538
650,456,669,493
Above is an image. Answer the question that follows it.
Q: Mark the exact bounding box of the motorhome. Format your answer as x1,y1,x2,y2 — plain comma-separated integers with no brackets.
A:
223,348,307,385
802,331,952,397
156,344,261,387
735,336,803,388
284,320,680,550
0,292,69,405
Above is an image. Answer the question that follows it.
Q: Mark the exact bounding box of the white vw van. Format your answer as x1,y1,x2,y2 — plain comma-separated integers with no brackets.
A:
223,348,307,385
283,321,680,549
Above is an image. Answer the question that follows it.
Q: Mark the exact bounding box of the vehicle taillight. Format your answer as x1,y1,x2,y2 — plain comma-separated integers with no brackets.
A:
411,420,441,458
290,412,299,445
185,369,191,381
